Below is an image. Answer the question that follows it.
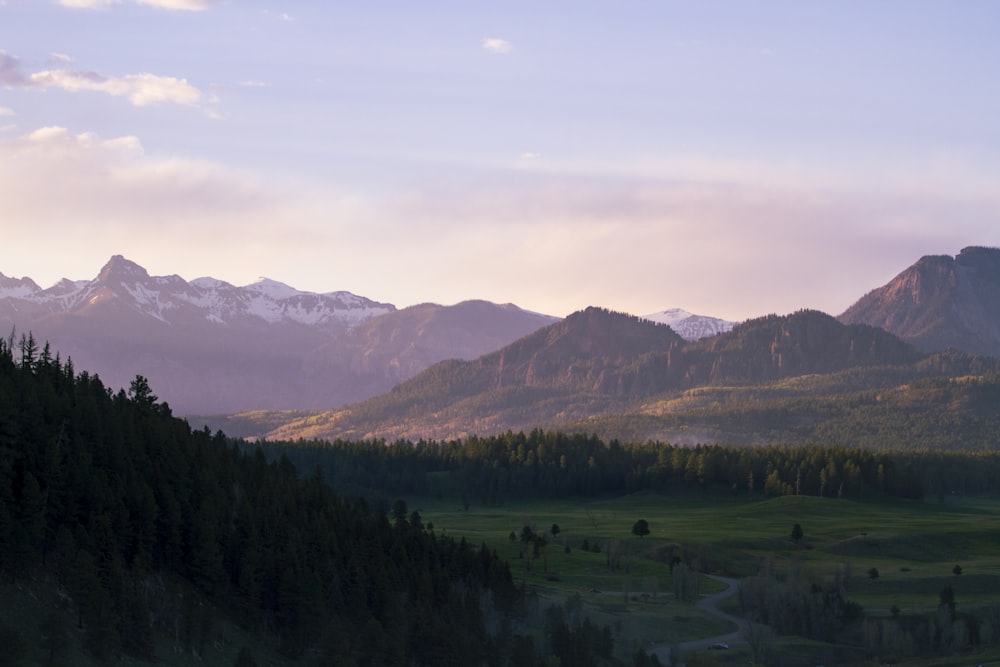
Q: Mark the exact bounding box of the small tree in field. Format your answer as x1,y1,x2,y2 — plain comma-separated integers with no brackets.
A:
867,567,879,582
791,523,803,543
632,519,650,539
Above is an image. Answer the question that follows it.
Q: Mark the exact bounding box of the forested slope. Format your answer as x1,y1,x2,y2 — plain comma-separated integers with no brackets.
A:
0,335,539,665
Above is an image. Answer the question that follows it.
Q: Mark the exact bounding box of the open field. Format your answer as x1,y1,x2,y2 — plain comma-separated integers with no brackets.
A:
415,490,1000,663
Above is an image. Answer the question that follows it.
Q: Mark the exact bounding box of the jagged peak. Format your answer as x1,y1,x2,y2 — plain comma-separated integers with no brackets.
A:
0,272,40,289
96,255,150,283
0,272,41,298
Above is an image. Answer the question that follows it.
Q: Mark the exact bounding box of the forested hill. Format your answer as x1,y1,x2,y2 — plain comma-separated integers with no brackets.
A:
686,309,919,381
266,308,926,442
0,335,531,664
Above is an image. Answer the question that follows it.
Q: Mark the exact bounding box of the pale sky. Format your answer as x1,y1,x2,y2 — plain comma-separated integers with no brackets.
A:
1,1,998,321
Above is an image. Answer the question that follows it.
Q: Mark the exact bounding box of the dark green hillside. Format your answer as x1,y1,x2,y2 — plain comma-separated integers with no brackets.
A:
685,309,920,382
0,335,565,665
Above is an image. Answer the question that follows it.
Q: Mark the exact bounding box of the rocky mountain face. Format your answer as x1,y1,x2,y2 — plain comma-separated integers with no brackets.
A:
839,246,1000,358
268,307,922,442
0,256,554,414
642,307,735,340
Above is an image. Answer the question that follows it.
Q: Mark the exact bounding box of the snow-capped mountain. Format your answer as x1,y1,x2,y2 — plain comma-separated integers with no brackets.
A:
642,308,735,341
0,273,42,299
1,255,393,333
0,256,554,415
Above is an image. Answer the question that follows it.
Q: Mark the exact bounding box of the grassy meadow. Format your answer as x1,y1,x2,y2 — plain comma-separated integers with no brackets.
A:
414,489,1000,663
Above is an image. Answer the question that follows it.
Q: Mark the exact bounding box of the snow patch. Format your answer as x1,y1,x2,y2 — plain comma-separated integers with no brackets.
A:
645,308,695,326
246,277,300,300
642,308,735,341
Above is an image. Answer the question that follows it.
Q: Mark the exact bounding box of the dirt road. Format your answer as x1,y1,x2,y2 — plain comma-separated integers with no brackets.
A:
649,574,748,664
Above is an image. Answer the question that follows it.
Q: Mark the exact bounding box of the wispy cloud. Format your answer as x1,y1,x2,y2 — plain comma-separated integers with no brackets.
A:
481,37,512,55
30,70,201,106
0,107,14,116
1,50,201,107
57,0,220,10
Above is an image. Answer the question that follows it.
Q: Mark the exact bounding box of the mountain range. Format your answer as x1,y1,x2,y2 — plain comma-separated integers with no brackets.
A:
3,247,1000,440
0,255,555,414
258,246,1000,443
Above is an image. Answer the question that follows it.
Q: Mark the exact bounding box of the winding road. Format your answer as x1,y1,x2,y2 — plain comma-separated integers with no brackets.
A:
649,574,748,664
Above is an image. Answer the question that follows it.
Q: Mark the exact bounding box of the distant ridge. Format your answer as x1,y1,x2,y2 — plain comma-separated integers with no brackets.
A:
307,300,559,402
839,246,1000,358
0,256,555,414
268,307,921,442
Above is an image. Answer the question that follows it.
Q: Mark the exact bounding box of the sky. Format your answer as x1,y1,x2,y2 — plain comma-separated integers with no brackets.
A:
1,1,999,321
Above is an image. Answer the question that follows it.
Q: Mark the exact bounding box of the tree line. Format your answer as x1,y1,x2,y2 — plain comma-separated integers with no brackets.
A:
262,428,1000,507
